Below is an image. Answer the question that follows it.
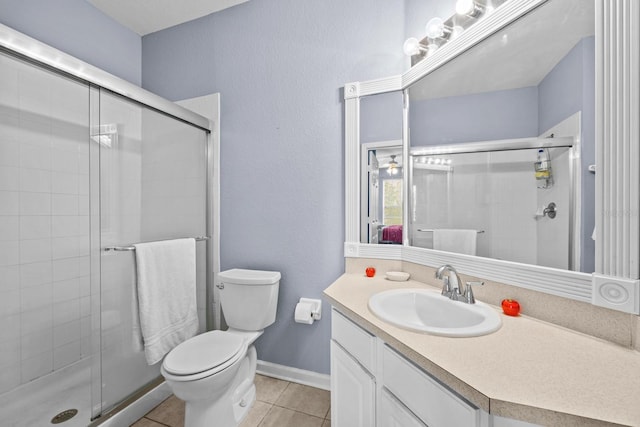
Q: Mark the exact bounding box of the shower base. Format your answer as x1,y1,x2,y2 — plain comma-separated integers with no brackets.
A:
0,358,93,427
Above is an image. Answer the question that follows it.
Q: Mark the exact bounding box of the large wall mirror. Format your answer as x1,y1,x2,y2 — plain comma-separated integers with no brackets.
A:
345,0,640,314
407,0,594,273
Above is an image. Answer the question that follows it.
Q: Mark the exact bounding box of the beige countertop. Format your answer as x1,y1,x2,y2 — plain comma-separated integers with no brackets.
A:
324,273,640,427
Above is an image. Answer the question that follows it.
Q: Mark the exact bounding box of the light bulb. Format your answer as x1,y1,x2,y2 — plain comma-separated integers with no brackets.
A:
456,0,484,17
456,0,474,15
425,17,447,39
426,43,439,57
403,38,422,56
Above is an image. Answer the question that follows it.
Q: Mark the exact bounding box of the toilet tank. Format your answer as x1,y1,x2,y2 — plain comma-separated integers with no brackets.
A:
218,269,280,331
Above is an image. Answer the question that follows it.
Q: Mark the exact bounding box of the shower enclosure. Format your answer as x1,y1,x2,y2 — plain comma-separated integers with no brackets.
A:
0,25,213,426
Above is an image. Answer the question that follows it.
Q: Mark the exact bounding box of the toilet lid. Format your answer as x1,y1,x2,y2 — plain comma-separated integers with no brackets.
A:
163,331,244,376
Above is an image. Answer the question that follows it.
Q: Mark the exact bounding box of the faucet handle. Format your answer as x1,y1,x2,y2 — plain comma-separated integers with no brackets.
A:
464,281,484,304
441,276,452,297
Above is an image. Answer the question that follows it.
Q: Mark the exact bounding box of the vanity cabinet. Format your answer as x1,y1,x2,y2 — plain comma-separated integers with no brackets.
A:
330,308,376,426
331,308,539,427
379,389,427,427
331,308,483,427
330,341,376,426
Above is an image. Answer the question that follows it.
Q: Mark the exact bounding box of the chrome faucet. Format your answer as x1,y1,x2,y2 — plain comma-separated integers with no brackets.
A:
435,264,483,304
435,264,463,300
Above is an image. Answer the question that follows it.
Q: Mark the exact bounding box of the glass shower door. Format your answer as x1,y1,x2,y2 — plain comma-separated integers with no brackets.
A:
0,49,100,426
97,90,208,414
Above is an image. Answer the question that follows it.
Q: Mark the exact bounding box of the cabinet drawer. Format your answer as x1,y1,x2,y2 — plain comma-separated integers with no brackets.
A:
382,345,479,427
379,389,427,427
331,309,376,372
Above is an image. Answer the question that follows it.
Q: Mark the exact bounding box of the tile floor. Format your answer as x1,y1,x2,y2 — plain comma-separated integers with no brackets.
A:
131,374,331,427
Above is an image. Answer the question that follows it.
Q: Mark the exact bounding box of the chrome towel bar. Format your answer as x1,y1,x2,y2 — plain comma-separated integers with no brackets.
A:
104,236,210,252
417,229,485,234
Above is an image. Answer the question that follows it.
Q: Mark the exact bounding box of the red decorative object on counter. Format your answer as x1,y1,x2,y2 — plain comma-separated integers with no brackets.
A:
365,267,376,277
501,299,520,316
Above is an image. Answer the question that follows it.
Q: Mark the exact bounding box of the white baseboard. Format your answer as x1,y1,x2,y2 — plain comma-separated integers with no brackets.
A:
257,360,331,391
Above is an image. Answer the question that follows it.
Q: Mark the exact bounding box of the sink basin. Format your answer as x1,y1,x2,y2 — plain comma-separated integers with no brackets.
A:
368,288,502,337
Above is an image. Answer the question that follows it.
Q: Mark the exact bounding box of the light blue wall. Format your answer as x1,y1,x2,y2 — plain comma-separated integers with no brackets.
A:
142,0,406,375
410,87,539,145
361,91,404,143
0,0,141,85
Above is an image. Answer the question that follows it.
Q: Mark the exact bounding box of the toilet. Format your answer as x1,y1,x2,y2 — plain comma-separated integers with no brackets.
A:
161,268,280,427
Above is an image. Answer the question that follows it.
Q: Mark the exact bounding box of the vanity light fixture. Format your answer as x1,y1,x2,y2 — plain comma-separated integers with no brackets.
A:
403,37,427,56
405,0,505,62
387,155,399,175
425,17,452,39
455,0,485,18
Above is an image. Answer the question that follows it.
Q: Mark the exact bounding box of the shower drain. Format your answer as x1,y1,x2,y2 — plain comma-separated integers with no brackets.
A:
51,409,78,424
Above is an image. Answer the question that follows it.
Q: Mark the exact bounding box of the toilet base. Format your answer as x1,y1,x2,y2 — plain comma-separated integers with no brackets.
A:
182,345,258,427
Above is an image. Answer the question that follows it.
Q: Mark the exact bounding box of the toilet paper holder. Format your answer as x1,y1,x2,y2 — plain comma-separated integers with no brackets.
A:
296,298,322,322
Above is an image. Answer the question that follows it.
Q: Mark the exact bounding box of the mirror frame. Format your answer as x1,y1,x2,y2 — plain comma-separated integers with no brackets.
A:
343,0,640,313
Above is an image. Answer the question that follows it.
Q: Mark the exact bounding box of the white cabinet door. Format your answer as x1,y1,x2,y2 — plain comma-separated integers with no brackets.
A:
379,389,427,427
331,340,375,427
382,345,480,427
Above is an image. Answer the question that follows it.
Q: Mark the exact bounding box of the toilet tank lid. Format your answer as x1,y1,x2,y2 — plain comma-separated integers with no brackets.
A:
218,268,281,285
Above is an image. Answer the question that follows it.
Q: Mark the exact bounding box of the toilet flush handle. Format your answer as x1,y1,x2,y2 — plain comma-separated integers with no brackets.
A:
216,283,224,290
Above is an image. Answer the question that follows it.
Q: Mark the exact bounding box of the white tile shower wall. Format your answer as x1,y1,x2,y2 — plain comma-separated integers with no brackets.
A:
412,150,541,264
0,53,91,394
489,150,537,264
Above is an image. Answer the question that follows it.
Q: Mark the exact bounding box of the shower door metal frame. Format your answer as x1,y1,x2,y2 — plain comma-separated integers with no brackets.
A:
0,22,217,422
0,24,211,132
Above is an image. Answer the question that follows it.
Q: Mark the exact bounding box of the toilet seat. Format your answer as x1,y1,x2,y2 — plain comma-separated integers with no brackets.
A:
162,331,248,381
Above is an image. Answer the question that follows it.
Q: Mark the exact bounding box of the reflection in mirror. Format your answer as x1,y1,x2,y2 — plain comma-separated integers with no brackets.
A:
411,141,574,270
360,92,404,244
407,0,595,272
361,144,403,244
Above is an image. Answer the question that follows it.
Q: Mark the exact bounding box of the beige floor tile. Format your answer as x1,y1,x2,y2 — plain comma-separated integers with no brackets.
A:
239,400,272,427
254,374,290,404
259,406,324,427
325,406,331,420
145,395,185,427
322,419,331,427
275,383,331,418
130,417,166,427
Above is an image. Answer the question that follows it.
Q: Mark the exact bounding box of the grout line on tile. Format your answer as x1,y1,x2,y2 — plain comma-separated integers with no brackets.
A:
140,416,172,427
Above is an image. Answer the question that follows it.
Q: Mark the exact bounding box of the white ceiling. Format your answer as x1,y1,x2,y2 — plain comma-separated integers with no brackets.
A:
87,0,249,36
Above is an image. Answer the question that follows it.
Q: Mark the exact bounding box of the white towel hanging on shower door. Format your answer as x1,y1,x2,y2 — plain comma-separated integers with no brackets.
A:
133,238,199,365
